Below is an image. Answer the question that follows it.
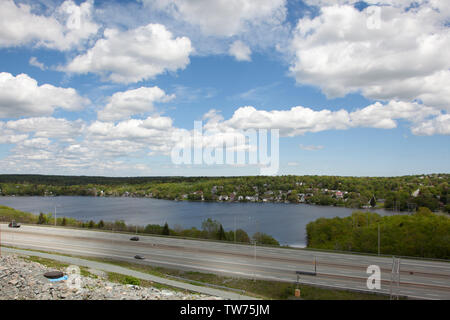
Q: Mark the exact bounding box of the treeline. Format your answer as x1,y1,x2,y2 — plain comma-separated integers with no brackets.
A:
0,174,206,186
0,205,279,246
0,173,449,213
306,208,450,259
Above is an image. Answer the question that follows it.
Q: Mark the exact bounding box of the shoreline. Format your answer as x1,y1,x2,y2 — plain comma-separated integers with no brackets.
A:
0,194,389,211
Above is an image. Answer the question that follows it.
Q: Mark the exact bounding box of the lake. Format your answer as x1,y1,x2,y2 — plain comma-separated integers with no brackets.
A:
0,196,389,247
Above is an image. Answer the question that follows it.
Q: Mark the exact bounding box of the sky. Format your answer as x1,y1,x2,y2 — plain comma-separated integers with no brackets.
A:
0,0,449,177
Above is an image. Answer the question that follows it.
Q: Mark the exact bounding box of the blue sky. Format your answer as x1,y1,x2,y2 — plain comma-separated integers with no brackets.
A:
0,0,449,176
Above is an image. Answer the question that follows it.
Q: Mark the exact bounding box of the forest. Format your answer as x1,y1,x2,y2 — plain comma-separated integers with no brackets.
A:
0,174,449,213
306,208,450,259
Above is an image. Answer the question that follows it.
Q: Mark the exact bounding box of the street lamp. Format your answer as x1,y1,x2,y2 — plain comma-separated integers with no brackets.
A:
54,204,62,226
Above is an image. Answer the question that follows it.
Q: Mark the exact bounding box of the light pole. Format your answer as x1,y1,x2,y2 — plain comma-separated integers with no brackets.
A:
234,215,237,245
248,216,258,281
54,204,62,226
378,223,380,256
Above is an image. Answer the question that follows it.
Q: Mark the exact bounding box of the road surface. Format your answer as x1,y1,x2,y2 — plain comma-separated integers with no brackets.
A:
1,224,449,299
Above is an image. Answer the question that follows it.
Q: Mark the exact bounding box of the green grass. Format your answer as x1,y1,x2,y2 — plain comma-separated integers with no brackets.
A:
16,253,191,293
73,256,388,300
6,246,391,299
0,205,38,224
22,256,97,278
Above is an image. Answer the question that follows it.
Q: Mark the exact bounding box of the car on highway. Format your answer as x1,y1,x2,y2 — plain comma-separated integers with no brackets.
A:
130,236,139,241
134,255,145,260
8,221,20,228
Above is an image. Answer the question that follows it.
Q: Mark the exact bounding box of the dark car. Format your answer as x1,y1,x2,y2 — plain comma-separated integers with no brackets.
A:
134,255,145,260
8,221,20,228
130,236,139,241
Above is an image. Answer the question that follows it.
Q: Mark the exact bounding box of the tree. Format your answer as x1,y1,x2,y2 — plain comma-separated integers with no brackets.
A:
162,222,170,235
37,212,45,224
88,220,95,228
416,207,433,217
61,217,67,226
217,224,226,240
252,232,280,246
445,204,450,214
98,220,104,228
370,196,376,208
201,218,220,239
144,224,163,234
235,229,250,243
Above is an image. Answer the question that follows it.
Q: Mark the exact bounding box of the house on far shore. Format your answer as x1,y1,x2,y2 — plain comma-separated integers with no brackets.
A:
412,188,420,197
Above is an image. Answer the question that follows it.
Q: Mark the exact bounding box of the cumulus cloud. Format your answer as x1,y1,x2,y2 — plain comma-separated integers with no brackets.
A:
63,23,193,83
0,122,28,144
229,40,252,61
208,101,442,136
143,0,287,37
289,3,450,110
0,0,99,50
411,114,450,136
0,73,89,118
0,114,179,174
4,117,85,141
98,87,175,121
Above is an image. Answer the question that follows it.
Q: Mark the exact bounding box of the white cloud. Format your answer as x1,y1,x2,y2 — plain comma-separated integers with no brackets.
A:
229,40,252,61
98,87,175,121
411,114,450,136
0,72,89,118
5,117,85,141
143,0,287,37
289,3,450,110
0,122,28,144
209,101,443,136
0,0,99,50
29,57,46,70
63,23,193,83
299,144,324,151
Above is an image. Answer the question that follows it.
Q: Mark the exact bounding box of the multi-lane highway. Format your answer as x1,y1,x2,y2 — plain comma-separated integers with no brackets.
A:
1,223,449,299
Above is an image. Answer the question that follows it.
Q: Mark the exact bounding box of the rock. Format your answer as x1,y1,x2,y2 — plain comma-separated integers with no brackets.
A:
0,254,221,301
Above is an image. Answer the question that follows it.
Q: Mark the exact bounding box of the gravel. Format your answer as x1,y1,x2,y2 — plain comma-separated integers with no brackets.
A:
0,254,221,300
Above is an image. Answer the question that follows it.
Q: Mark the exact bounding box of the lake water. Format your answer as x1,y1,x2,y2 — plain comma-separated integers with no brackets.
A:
0,196,388,247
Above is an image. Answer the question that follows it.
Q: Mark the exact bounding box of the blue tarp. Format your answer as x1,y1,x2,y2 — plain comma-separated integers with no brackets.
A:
48,275,68,282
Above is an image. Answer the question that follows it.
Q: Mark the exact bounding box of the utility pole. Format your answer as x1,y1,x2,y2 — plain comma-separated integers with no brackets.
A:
390,257,401,300
378,223,380,256
234,216,236,245
253,239,256,281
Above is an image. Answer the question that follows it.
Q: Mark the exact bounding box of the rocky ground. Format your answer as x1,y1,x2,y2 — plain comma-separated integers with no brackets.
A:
0,254,221,300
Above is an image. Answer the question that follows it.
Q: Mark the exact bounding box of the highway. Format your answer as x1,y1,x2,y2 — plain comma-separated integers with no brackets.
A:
1,223,449,299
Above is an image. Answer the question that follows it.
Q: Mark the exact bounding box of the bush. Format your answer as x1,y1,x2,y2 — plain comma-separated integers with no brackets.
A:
253,232,280,246
445,204,450,214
